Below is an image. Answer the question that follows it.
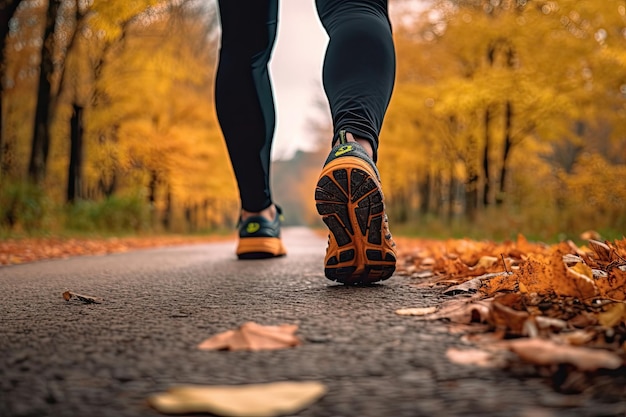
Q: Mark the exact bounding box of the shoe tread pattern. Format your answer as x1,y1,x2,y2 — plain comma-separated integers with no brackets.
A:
316,165,396,285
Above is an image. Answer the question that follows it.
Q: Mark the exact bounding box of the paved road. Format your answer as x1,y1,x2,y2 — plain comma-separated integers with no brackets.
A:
1,228,624,417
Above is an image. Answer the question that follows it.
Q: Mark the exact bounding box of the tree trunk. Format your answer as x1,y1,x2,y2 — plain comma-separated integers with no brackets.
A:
99,170,117,197
434,172,443,217
496,101,513,205
162,185,172,230
67,104,84,202
482,107,492,206
148,170,158,206
0,1,22,164
28,0,60,184
464,135,479,220
446,167,456,222
465,172,478,221
419,171,431,215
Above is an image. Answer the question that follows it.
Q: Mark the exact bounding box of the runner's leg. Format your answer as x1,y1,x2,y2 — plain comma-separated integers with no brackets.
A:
315,0,396,162
215,0,279,212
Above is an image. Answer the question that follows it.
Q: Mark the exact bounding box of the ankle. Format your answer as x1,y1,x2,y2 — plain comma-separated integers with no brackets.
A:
241,204,276,222
344,133,374,159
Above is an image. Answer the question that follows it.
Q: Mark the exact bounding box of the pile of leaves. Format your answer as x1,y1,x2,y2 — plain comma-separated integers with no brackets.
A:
395,235,626,393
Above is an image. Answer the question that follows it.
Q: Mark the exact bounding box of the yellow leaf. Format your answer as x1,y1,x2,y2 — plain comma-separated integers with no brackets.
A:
598,303,626,328
518,281,528,294
569,262,593,279
148,381,327,417
445,348,505,368
395,306,438,316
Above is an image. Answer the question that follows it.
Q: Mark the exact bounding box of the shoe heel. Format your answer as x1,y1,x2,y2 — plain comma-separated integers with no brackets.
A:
316,157,396,285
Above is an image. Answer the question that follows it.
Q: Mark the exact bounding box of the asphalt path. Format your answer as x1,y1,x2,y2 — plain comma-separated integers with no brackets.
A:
1,228,624,417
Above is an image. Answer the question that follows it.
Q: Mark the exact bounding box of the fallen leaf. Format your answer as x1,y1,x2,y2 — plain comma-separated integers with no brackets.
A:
148,381,327,417
588,239,612,263
596,268,626,301
563,263,598,300
534,316,567,331
481,272,518,296
597,303,626,328
418,299,492,324
562,254,584,267
395,306,438,316
62,290,103,304
475,256,499,270
580,230,601,241
443,276,483,295
445,347,505,368
507,338,623,371
489,295,530,334
554,330,596,346
198,322,301,351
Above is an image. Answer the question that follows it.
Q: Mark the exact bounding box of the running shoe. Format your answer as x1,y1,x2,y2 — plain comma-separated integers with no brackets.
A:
315,130,396,284
236,206,287,259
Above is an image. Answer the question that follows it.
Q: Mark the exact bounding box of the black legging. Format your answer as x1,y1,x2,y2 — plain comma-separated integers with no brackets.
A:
215,0,396,212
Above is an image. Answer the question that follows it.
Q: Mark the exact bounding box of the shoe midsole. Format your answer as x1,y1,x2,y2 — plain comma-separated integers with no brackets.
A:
236,237,286,256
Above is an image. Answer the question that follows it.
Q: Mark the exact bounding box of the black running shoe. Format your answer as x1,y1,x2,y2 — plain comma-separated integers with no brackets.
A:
315,130,396,284
236,206,287,259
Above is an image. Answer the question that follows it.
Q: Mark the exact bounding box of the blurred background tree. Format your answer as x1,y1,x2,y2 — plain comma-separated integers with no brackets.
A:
1,0,624,239
375,0,626,240
1,0,238,234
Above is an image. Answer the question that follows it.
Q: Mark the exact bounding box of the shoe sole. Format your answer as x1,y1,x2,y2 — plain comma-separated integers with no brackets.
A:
237,237,286,260
315,156,396,285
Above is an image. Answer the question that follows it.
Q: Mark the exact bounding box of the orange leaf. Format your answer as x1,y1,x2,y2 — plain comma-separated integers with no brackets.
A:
596,268,626,301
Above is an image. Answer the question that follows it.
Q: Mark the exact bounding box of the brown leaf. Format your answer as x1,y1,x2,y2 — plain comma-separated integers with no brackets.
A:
445,347,506,368
443,276,483,295
419,299,492,324
148,381,327,416
507,338,623,371
489,294,530,334
62,290,103,304
198,322,301,351
588,239,612,263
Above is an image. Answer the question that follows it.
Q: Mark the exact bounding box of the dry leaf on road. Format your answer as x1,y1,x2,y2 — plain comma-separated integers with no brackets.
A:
415,298,492,324
596,268,626,301
62,290,103,304
445,347,507,368
148,381,327,416
507,338,623,371
395,306,438,316
198,322,301,351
